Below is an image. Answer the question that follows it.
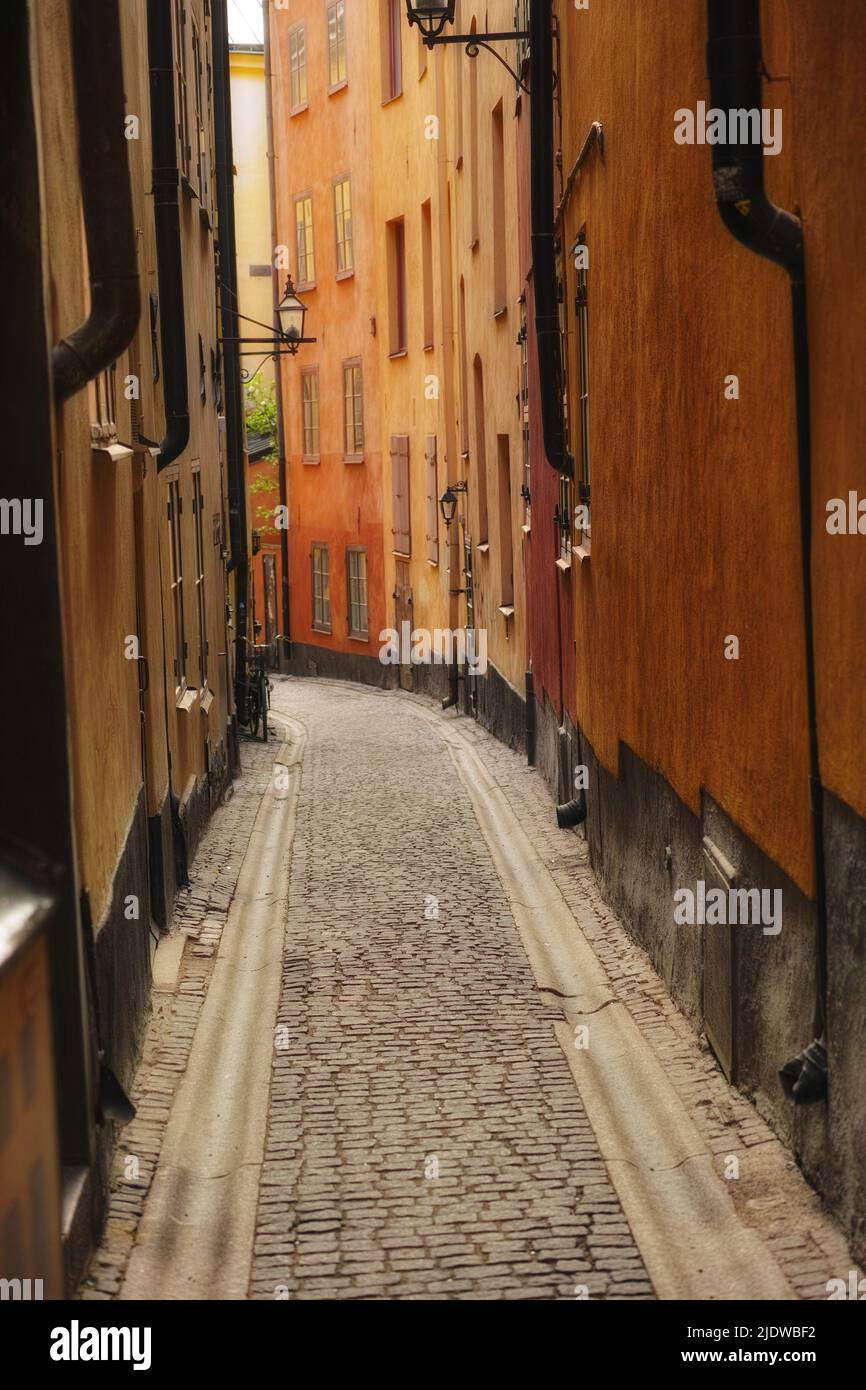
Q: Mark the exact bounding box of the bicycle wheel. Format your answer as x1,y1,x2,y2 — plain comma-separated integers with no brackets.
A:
247,684,260,739
259,668,268,742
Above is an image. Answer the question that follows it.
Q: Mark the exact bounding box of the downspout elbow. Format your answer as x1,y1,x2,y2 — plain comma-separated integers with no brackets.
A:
52,0,140,405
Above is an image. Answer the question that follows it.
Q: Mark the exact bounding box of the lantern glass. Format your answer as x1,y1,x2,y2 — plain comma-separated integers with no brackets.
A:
406,2,456,40
277,278,306,343
439,487,458,524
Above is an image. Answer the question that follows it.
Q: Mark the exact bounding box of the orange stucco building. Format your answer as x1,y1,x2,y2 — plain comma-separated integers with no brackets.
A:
268,0,385,678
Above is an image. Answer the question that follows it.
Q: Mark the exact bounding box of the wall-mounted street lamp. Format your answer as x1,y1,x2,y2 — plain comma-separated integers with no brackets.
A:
439,480,467,527
220,275,317,383
405,1,530,92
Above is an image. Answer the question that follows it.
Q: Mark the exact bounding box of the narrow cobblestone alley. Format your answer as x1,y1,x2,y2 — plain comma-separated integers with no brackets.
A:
80,680,859,1303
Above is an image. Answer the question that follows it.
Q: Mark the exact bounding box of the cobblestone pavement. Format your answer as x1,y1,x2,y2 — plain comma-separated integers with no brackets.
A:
80,731,278,1300
252,679,652,1300
83,676,859,1302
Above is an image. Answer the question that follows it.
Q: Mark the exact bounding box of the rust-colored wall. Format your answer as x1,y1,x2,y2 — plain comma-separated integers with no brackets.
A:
557,0,816,893
269,0,385,661
795,2,866,822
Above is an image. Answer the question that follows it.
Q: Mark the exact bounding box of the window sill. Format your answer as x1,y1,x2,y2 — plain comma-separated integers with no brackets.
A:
493,304,508,320
388,349,408,360
555,555,572,572
381,90,403,107
200,686,214,716
573,542,591,565
312,624,332,636
476,542,490,555
344,454,364,465
348,633,369,643
92,442,133,465
296,280,316,294
290,103,309,117
423,342,435,353
176,686,198,713
302,455,321,465
456,153,464,171
499,605,515,620
336,268,355,282
521,522,531,535
328,80,348,96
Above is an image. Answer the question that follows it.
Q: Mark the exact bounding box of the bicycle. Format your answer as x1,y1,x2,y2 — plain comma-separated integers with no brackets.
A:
237,637,271,742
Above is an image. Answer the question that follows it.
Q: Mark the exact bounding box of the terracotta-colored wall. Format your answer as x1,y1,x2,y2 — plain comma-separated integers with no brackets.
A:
557,0,817,893
795,2,866,822
516,76,575,727
269,0,385,660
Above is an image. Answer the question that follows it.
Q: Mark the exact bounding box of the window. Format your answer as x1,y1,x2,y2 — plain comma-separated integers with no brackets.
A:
382,0,402,100
556,240,573,561
387,217,407,355
469,18,479,246
391,436,410,555
312,544,331,632
519,297,530,524
574,229,590,547
168,480,186,691
497,436,514,606
191,19,206,202
150,293,160,383
492,99,506,312
421,199,434,349
294,193,315,286
327,1,347,90
459,277,469,454
302,368,320,459
90,362,118,445
198,334,206,402
558,472,573,562
425,435,439,564
289,23,307,111
347,548,369,639
334,176,353,276
192,470,208,690
343,360,364,458
173,0,191,180
473,355,489,544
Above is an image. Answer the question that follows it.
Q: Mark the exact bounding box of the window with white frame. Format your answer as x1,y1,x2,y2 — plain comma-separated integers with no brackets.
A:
327,1,347,90
312,544,331,632
347,547,368,638
343,360,363,458
294,193,315,286
302,368,320,459
289,22,307,111
334,175,353,275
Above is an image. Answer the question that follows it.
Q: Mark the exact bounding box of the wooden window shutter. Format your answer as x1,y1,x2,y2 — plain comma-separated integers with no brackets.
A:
391,435,410,555
425,435,438,564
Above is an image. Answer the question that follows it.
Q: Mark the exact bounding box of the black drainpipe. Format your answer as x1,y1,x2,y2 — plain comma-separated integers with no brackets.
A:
212,0,249,705
52,0,140,403
529,0,573,479
707,0,826,1103
148,0,190,469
